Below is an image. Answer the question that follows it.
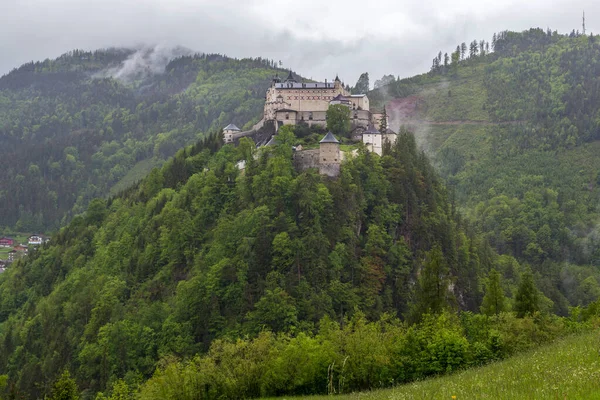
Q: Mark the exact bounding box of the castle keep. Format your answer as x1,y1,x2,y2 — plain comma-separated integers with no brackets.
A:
264,71,372,130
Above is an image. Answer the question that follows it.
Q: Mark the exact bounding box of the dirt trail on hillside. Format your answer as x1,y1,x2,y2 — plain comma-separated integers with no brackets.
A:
386,96,523,128
404,120,522,126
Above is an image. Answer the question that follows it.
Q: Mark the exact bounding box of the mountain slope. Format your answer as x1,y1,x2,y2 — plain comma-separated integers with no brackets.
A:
371,29,600,314
0,48,285,231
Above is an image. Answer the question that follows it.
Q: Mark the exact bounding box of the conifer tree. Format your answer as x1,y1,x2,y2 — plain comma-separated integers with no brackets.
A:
410,246,454,321
514,269,540,317
379,106,388,133
49,370,80,400
480,268,506,316
469,40,479,58
460,42,467,60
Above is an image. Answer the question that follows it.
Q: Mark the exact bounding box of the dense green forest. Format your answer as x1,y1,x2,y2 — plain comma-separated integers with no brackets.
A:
0,122,544,398
0,48,284,231
370,28,600,316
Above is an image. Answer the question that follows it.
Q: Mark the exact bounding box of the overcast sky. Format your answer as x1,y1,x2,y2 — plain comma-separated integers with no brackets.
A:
1,0,599,86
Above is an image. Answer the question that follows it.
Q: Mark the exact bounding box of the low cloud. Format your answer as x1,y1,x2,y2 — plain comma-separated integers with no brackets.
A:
94,45,193,82
0,0,599,87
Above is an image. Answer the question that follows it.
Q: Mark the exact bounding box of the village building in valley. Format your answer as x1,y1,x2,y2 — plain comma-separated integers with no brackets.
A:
0,237,14,248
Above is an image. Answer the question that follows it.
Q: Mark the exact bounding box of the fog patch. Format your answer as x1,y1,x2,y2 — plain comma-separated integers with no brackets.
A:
95,44,193,83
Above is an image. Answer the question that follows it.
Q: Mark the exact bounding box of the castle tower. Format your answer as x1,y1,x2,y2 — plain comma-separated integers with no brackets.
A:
285,70,297,83
319,131,341,177
334,74,342,91
223,123,241,144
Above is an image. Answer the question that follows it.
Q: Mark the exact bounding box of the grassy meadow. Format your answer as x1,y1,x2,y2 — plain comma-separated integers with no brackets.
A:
268,330,600,400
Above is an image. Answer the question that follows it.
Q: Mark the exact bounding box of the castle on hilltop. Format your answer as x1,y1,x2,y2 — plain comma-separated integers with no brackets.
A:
223,70,396,177
263,71,374,130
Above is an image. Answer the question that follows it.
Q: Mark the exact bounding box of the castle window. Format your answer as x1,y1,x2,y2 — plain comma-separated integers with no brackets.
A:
354,113,358,119
309,112,313,120
285,113,289,120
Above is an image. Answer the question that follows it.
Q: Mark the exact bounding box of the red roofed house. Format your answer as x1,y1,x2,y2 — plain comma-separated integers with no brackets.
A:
0,237,14,248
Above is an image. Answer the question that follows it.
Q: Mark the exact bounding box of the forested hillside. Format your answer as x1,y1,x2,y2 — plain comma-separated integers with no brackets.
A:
370,28,600,316
0,48,284,231
0,125,509,397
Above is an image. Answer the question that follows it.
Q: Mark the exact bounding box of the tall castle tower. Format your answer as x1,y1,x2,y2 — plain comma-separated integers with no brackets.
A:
319,131,341,177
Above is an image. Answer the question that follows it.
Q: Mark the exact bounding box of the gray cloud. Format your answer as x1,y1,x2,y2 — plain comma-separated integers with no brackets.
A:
1,0,599,86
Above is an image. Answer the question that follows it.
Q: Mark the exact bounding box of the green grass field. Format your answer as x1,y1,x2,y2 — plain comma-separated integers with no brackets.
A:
267,330,600,400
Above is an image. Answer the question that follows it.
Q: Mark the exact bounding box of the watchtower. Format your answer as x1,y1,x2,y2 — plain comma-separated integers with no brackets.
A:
223,123,241,144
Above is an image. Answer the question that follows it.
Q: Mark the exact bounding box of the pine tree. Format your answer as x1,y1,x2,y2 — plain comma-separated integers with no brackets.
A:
379,106,388,133
460,42,467,60
469,40,479,58
514,269,540,317
443,53,449,68
479,40,486,56
480,269,506,316
410,246,454,321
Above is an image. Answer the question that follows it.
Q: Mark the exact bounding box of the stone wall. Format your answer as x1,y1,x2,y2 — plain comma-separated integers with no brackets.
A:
293,149,320,171
320,142,341,164
231,120,277,146
292,149,341,178
319,163,340,178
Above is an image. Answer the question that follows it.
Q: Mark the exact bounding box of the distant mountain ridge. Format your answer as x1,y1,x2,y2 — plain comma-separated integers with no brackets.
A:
0,47,288,231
